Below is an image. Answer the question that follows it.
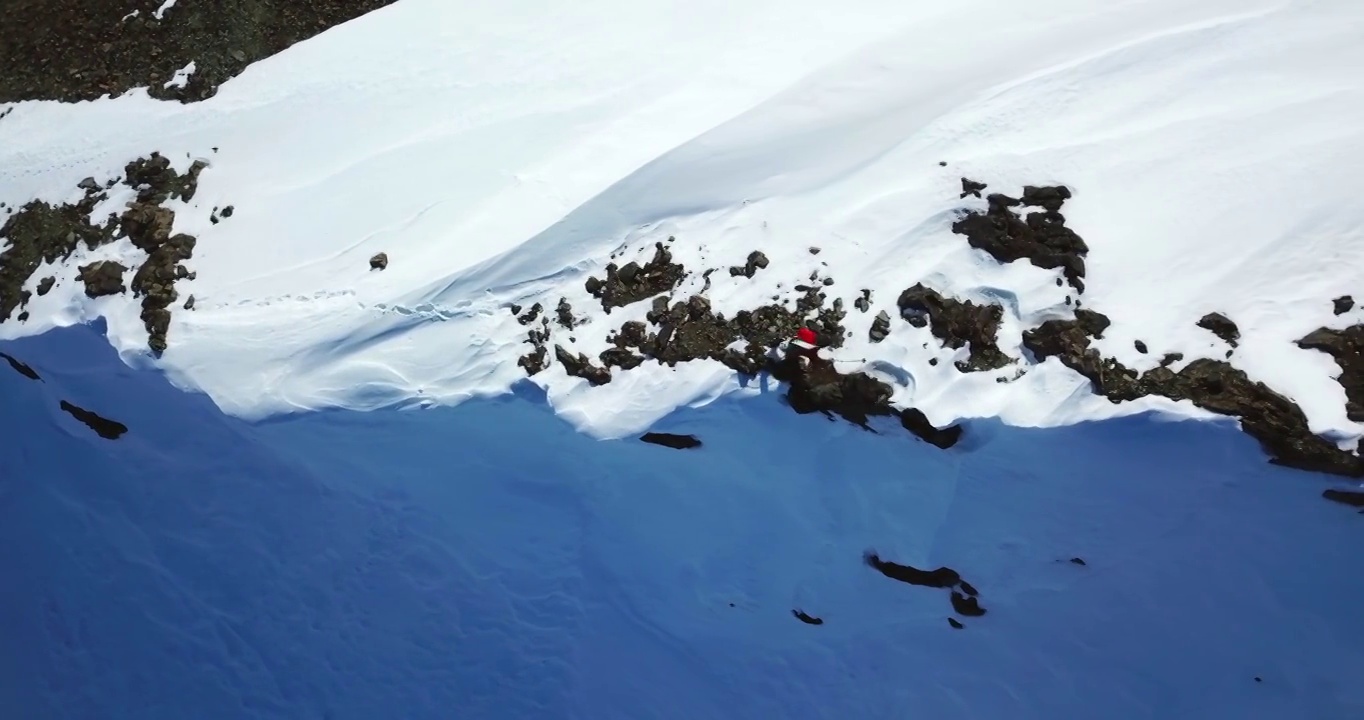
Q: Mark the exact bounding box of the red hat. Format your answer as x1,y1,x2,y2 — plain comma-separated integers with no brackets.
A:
796,327,817,344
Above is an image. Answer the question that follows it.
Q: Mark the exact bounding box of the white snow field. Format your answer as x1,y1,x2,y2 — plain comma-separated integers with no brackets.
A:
2,0,1363,442
3,321,1363,720
4,0,1364,718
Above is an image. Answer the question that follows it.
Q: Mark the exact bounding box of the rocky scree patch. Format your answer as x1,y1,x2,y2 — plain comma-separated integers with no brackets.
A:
897,283,1011,372
0,151,210,357
952,180,1089,293
0,0,402,104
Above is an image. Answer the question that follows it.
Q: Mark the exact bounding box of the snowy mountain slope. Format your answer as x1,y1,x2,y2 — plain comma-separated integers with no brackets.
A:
2,0,1362,457
3,322,1364,720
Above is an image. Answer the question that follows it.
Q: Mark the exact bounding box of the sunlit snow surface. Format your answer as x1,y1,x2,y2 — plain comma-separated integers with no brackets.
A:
2,0,1362,444
4,322,1364,719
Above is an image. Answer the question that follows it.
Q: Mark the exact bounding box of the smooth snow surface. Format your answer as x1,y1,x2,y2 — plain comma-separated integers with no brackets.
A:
4,323,1364,720
2,0,1363,443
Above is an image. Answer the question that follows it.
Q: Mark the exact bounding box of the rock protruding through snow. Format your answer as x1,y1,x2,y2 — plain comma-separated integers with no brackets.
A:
59,400,128,439
952,183,1088,293
897,283,1010,372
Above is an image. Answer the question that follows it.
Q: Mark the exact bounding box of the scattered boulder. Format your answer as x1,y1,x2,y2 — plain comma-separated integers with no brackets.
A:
77,176,100,192
59,400,127,439
0,352,40,380
516,302,543,325
1332,295,1354,316
897,283,1011,372
124,153,206,204
952,184,1088,292
369,252,388,271
517,316,551,376
854,289,872,313
1296,324,1364,422
960,178,987,199
948,618,964,629
1322,489,1364,508
864,551,987,618
184,295,195,310
555,297,578,329
792,609,824,625
584,241,686,312
1196,312,1240,347
0,191,118,321
640,432,702,450
77,261,127,298
1023,308,1364,477
1069,557,1087,566
950,591,986,617
899,408,962,449
35,276,55,296
1134,340,1148,354
728,250,770,279
868,310,891,343
555,345,611,386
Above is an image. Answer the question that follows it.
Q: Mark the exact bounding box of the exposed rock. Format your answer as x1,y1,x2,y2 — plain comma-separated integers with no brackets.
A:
585,242,686,312
728,250,770,279
640,432,702,450
1134,340,1148,354
854,289,872,313
1069,557,1087,566
130,229,196,357
1333,295,1354,316
0,192,118,321
77,176,100,191
0,352,41,380
77,261,128,298
792,609,824,625
35,276,55,296
948,618,964,629
124,152,205,204
863,553,960,588
1023,309,1364,477
59,400,127,439
516,302,543,325
1296,324,1364,422
518,316,551,376
950,591,986,617
555,297,578,329
0,0,403,104
952,185,1088,292
958,580,979,597
1322,489,1364,508
1159,352,1184,368
555,345,611,386
220,205,234,218
369,252,388,271
869,310,891,343
897,283,1010,372
899,408,962,449
808,247,821,255
183,295,195,310
1197,312,1240,347
960,178,987,199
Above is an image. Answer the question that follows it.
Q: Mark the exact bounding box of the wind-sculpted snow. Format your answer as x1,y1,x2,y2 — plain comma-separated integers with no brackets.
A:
4,322,1364,719
2,0,1362,458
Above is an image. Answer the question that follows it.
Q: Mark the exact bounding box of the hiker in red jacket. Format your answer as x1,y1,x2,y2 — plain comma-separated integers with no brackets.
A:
787,327,820,371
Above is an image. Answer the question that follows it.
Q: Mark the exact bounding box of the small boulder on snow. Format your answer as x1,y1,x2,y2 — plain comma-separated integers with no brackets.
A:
369,252,388,271
77,260,128,298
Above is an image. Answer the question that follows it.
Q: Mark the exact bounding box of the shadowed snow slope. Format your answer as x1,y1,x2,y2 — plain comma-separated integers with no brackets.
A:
4,323,1363,719
2,0,1363,444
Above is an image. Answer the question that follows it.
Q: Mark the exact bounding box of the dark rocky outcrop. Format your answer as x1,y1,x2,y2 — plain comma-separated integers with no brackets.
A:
555,297,578,329
77,261,128,298
1296,324,1364,422
854,289,872,313
792,609,823,625
35,277,55,296
1196,312,1240,347
125,152,205,204
517,316,550,376
1134,340,1148,354
1069,557,1087,566
640,432,701,450
952,184,1088,292
1022,309,1364,477
0,352,41,381
729,250,769,279
0,0,402,104
1322,489,1364,508
0,193,119,321
960,178,987,199
899,408,962,449
864,551,987,618
584,241,686,312
555,345,611,386
515,302,543,326
868,310,891,343
59,400,127,439
1333,296,1354,316
897,283,1010,372
369,252,388,271
948,617,965,629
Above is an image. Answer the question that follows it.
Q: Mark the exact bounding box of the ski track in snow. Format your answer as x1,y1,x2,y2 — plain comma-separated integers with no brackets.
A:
2,0,1363,441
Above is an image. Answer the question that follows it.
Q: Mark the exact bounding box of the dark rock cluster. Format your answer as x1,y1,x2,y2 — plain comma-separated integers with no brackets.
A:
1022,309,1364,477
639,432,702,450
729,250,769,279
897,283,1011,371
0,0,401,104
1297,324,1364,423
0,351,41,381
952,181,1089,292
0,151,210,356
584,241,687,312
1197,312,1240,348
864,551,986,627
